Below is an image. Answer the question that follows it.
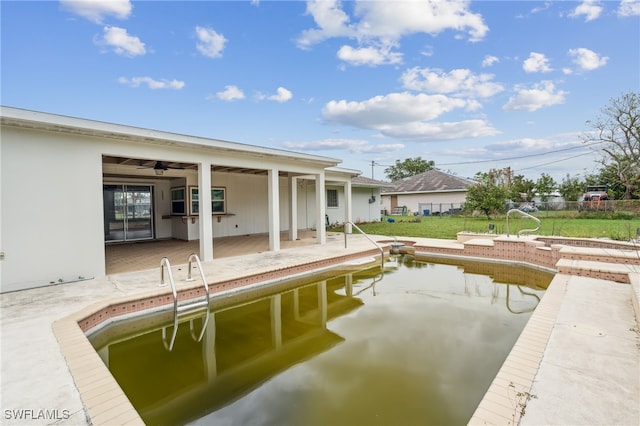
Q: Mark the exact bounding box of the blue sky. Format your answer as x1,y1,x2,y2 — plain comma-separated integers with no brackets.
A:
2,1,639,182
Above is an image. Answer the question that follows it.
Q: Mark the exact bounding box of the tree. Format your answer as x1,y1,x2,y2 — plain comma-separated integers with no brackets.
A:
583,92,640,199
593,164,639,199
481,167,535,203
509,175,536,202
535,173,556,202
486,167,514,188
464,172,508,219
559,174,584,202
385,157,435,181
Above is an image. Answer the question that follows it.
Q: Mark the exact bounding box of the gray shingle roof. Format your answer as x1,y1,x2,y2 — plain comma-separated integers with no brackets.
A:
382,169,475,194
352,175,394,187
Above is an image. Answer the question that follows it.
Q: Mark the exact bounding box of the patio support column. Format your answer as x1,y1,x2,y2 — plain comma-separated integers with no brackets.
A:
314,171,326,244
317,280,327,327
271,294,282,349
198,161,214,261
203,313,217,380
344,179,353,234
268,168,280,251
288,174,298,241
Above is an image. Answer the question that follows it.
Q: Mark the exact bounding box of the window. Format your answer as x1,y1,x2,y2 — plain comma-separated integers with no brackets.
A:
190,187,199,214
212,188,226,213
171,187,185,215
190,187,227,215
327,189,338,208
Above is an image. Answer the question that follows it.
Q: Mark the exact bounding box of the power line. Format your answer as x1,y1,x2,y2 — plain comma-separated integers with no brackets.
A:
437,140,603,166
516,151,595,172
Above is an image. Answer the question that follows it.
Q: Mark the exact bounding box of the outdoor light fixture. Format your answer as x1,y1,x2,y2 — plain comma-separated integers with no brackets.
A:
155,169,164,176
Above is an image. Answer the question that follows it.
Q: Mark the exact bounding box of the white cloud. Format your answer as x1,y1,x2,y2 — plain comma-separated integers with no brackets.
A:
195,26,227,58
380,119,500,141
618,0,640,17
530,2,552,14
296,0,488,67
215,85,245,101
401,67,504,98
569,0,603,21
268,87,293,103
523,52,552,73
349,0,489,42
282,138,404,154
323,92,466,126
485,137,559,154
568,47,608,71
322,92,499,141
482,55,499,67
337,43,402,66
98,26,145,57
296,0,355,49
503,81,567,112
60,0,132,23
118,76,184,90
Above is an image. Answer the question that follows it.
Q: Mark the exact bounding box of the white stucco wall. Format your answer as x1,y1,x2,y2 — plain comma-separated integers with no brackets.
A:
381,191,468,215
322,185,382,225
351,187,382,223
2,127,105,292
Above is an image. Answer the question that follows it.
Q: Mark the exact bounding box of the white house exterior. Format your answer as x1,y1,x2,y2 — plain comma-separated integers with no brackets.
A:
0,107,382,292
381,169,475,215
325,175,392,226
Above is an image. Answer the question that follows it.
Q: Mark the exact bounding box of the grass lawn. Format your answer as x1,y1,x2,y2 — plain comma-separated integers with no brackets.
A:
331,212,640,241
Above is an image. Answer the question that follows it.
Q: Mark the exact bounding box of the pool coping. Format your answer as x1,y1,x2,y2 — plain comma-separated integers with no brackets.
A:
53,248,386,426
50,235,640,426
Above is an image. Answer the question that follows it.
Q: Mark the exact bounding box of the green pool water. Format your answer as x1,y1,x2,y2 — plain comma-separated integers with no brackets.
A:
90,256,552,426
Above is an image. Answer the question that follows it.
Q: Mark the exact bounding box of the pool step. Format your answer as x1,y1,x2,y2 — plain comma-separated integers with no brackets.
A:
557,245,640,265
555,258,638,284
554,245,639,284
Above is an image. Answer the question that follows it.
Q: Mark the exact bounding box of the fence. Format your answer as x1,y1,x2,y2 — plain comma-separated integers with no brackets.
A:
508,200,640,215
416,202,465,216
382,200,640,217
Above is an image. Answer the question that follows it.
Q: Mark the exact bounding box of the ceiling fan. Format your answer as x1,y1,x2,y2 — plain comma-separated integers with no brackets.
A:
139,161,185,175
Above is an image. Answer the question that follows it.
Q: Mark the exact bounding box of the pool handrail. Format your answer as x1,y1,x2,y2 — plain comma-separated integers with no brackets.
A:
159,257,179,351
185,253,211,343
159,254,211,351
506,285,541,314
344,220,384,269
506,208,541,237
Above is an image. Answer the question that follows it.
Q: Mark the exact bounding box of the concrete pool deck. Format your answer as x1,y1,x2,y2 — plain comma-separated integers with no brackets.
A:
1,233,639,425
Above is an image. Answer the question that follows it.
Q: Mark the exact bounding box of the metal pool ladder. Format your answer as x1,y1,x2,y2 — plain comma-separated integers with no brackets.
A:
159,253,211,351
506,208,541,237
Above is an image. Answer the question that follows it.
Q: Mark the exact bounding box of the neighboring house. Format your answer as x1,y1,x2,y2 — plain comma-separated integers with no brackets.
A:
381,169,475,215
0,107,382,292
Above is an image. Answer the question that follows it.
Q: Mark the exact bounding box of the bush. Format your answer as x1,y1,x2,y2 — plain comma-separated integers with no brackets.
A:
578,211,638,220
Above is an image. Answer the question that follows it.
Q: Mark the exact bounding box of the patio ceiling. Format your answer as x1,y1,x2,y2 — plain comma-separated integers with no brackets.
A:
102,155,306,178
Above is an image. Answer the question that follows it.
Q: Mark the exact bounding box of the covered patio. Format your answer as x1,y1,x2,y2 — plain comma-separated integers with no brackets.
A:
105,230,343,275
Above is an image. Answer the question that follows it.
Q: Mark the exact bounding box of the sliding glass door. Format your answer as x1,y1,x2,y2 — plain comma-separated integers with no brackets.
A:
103,184,154,242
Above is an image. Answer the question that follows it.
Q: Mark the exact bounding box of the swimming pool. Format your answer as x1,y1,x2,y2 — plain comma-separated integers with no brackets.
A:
89,256,552,425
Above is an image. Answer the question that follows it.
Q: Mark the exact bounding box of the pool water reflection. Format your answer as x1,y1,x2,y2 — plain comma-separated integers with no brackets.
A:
89,256,552,426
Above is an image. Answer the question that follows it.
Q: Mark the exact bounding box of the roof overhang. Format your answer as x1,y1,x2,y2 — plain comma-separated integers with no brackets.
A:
381,189,468,195
1,106,341,169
